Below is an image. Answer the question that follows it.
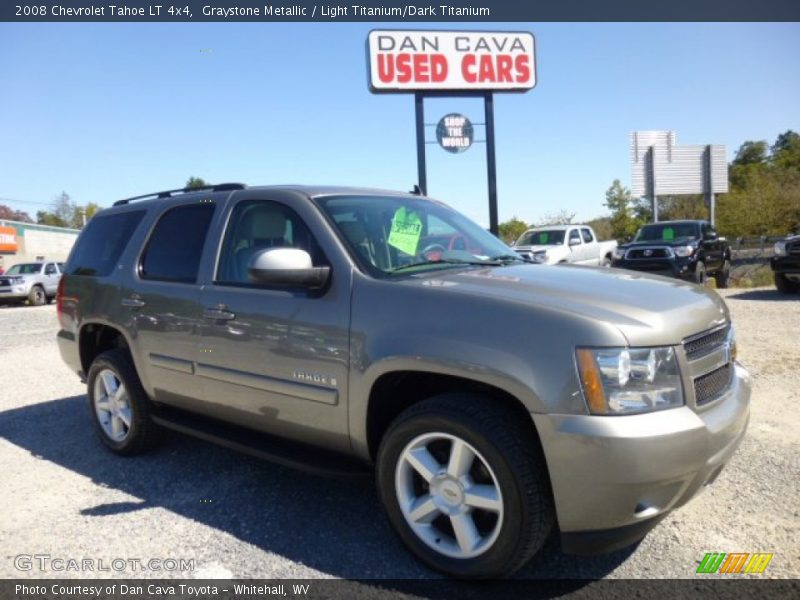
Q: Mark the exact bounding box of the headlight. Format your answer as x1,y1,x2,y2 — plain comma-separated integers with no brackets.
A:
673,245,696,258
612,247,625,260
533,251,547,263
774,241,787,256
575,347,683,415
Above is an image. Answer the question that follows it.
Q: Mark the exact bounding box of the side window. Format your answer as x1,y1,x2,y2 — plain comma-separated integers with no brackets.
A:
569,229,581,244
581,228,594,243
45,264,57,275
67,210,145,277
216,200,321,285
57,263,66,273
140,204,215,283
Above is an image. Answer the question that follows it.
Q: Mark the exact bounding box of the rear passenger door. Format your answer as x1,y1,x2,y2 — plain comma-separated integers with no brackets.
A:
195,195,352,452
122,202,217,408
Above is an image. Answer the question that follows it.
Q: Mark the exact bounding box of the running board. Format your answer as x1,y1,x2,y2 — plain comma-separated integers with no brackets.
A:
151,407,371,479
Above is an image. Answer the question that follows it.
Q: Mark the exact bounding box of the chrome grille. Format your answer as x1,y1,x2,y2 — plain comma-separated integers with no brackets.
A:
694,364,733,405
788,240,800,256
683,325,729,361
626,247,672,260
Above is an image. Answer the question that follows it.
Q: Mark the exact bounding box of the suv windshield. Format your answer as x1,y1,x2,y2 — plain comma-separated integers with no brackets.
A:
635,223,700,243
516,230,565,246
316,195,518,276
6,263,42,275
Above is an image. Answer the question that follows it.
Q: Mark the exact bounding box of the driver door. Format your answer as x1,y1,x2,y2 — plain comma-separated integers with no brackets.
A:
195,197,352,452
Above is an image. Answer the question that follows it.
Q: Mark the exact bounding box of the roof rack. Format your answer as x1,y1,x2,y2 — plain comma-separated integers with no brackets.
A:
113,183,247,206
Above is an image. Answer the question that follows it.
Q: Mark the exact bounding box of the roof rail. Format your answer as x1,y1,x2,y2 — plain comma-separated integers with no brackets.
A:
112,183,247,206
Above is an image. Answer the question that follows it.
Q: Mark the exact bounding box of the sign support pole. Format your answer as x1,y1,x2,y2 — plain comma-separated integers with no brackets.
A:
414,93,427,195
484,92,499,236
650,146,659,222
705,144,715,227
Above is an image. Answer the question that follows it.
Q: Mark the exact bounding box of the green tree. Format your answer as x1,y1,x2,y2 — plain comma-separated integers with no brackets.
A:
604,179,643,241
771,130,800,170
498,217,529,244
733,141,769,166
586,216,613,241
185,176,208,190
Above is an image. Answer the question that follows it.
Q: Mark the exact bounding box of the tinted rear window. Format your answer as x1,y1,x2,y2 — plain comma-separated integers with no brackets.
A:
67,211,145,277
140,203,215,283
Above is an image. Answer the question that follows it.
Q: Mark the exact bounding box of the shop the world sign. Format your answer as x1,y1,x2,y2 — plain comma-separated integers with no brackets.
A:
437,113,473,153
367,30,536,92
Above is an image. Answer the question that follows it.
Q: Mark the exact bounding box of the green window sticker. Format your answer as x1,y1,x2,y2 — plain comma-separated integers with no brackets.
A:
663,228,675,241
388,207,423,255
540,232,549,244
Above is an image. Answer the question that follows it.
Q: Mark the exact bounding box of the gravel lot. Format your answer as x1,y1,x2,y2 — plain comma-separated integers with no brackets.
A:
0,289,797,582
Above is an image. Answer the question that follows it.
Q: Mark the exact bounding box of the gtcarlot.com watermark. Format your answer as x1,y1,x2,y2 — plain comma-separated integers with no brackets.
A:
14,554,194,573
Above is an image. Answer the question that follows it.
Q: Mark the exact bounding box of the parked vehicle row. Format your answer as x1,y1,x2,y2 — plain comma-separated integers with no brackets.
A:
0,261,65,306
512,224,617,266
611,220,732,288
772,234,800,294
56,183,750,579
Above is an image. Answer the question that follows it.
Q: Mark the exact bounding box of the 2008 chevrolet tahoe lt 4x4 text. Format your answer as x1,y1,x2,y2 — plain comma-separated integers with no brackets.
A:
56,183,750,579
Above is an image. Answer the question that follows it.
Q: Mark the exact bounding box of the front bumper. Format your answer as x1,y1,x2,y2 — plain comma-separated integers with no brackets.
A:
0,285,31,300
612,256,697,279
533,362,750,554
771,256,800,276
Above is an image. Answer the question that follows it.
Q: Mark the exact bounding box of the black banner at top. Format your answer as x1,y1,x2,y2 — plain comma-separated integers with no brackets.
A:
2,0,800,22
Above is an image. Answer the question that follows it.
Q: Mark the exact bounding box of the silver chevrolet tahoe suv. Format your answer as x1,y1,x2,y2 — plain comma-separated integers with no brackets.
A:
56,183,750,579
0,261,65,305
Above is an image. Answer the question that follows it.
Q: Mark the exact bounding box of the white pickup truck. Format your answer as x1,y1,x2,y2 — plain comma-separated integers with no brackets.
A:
512,225,617,266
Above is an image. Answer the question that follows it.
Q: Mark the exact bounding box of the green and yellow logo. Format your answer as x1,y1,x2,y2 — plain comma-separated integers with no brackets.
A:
697,552,773,574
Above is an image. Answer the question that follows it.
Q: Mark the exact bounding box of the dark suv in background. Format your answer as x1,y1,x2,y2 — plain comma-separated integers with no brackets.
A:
771,234,800,294
612,220,731,287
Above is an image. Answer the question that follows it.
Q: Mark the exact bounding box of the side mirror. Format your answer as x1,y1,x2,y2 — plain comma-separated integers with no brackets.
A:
704,231,718,240
248,248,330,289
568,238,581,246
510,240,517,247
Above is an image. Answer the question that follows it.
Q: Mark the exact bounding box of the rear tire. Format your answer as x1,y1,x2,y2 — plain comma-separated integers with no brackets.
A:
376,394,554,579
693,261,707,285
86,349,161,455
715,259,731,289
28,285,46,306
600,255,612,268
774,272,799,294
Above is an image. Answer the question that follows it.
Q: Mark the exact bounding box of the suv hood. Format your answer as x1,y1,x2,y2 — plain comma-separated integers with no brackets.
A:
410,264,728,346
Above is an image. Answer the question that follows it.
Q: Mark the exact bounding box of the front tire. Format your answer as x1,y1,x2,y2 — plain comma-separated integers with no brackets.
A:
715,259,731,289
86,349,161,455
775,272,799,294
694,261,707,285
376,394,554,579
28,286,46,306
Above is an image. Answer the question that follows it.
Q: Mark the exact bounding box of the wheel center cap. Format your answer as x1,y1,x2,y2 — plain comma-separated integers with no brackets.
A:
432,476,464,510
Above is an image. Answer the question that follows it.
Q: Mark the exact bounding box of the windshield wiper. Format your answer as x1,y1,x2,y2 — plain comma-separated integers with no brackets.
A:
390,257,502,273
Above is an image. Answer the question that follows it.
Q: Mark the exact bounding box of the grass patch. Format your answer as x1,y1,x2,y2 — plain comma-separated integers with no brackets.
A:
730,263,774,288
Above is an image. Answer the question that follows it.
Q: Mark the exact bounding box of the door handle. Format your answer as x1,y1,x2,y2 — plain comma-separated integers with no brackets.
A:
121,296,146,308
203,307,235,321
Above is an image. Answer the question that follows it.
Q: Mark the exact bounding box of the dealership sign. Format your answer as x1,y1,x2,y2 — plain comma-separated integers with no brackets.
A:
367,30,536,92
0,226,18,252
436,113,473,153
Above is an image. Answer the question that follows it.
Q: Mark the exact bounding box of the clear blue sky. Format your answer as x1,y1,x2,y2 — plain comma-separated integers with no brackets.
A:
1,22,798,226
